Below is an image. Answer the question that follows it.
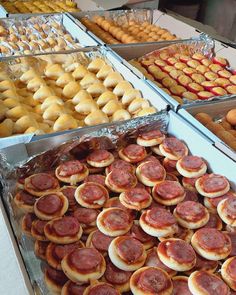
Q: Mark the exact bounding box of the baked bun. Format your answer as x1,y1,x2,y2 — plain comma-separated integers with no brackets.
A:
118,144,147,163
108,236,146,271
119,187,152,210
34,192,68,220
176,155,207,178
105,169,137,193
217,196,236,226
44,266,68,295
83,282,120,295
157,238,196,271
14,190,36,213
159,137,188,160
221,256,236,291
61,247,106,283
139,207,178,238
97,208,133,237
34,240,49,261
87,149,114,168
130,266,173,295
191,228,232,260
195,173,230,198
44,216,83,244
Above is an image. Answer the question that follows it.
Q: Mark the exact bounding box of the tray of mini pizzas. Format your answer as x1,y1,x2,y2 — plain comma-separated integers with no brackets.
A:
0,110,236,295
0,13,98,57
0,48,168,148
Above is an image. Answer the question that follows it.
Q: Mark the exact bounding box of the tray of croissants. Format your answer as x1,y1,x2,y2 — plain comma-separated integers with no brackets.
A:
0,110,236,295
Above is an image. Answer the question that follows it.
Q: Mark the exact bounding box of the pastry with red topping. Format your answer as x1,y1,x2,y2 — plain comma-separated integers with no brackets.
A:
87,149,115,168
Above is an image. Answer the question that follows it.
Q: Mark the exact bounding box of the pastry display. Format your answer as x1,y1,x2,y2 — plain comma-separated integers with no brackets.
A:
0,54,157,138
0,14,81,56
10,126,236,294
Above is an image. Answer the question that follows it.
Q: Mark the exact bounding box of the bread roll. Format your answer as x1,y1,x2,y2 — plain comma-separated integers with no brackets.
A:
113,81,133,97
84,110,109,126
102,100,122,116
3,98,20,109
80,73,100,89
112,109,131,122
121,89,142,105
87,58,106,73
75,99,98,115
27,77,46,92
0,80,16,91
41,96,64,111
43,104,65,121
56,73,74,88
63,81,81,99
128,98,149,114
53,114,78,132
45,64,65,79
97,91,118,107
20,69,38,83
96,64,113,80
87,83,106,97
33,86,55,101
135,107,156,117
14,115,39,133
72,90,93,105
72,65,88,80
0,119,14,137
6,105,29,120
104,72,123,88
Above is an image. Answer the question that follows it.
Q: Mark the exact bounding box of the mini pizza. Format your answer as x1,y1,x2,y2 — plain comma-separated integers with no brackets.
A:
162,158,178,175
75,182,109,209
217,196,236,226
159,137,188,160
159,226,194,244
191,228,232,260
105,159,135,175
55,160,89,185
119,187,152,210
157,238,196,271
86,163,104,174
182,177,198,192
61,247,106,283
108,236,146,271
186,253,218,274
61,281,88,295
140,207,178,237
24,173,60,197
188,270,230,295
211,86,227,96
136,160,166,187
103,257,132,293
73,207,99,234
105,169,137,193
166,173,179,182
137,129,165,146
21,213,37,236
176,155,207,178
86,229,114,253
34,240,49,261
118,143,148,164
83,282,120,295
104,196,136,219
195,173,230,198
225,232,236,257
31,219,48,241
14,190,36,213
222,256,236,291
152,180,185,206
60,186,78,211
97,208,133,237
145,247,177,277
34,192,69,220
84,174,106,186
16,177,25,190
184,190,199,202
87,149,114,168
44,266,68,295
183,67,197,76
202,212,222,230
172,276,192,295
130,266,173,295
44,216,83,244
173,201,209,229
204,191,236,212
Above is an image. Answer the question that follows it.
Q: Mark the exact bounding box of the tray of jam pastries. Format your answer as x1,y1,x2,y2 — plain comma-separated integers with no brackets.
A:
0,110,236,294
0,48,169,145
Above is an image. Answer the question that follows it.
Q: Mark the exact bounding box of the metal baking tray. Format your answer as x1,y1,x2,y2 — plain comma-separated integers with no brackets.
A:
0,47,169,148
0,109,236,295
178,97,236,161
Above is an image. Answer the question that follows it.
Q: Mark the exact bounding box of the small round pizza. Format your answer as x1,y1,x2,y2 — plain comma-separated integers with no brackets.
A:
173,201,209,229
159,226,194,244
191,228,232,260
202,212,222,230
157,238,196,271
182,176,198,192
136,160,166,186
195,173,230,198
159,137,188,160
31,219,48,241
73,207,99,234
44,266,68,295
44,216,83,244
140,207,178,238
34,192,69,220
86,229,114,253
105,169,137,193
119,187,152,211
152,180,186,206
162,158,179,175
55,160,89,185
103,257,132,293
16,177,25,190
145,247,177,277
204,191,236,212
176,155,207,178
166,172,179,182
172,276,192,295
46,241,84,270
130,266,173,295
226,232,236,257
60,186,78,212
21,213,37,236
14,190,36,213
184,190,199,202
61,247,106,283
222,256,236,291
188,270,230,295
186,253,218,274
151,144,165,156
217,196,236,226
104,197,136,220
97,208,133,237
83,282,120,295
108,236,146,271
137,129,165,146
84,174,106,186
75,182,109,209
118,144,147,163
129,220,156,250
24,173,60,197
105,159,135,175
61,281,88,295
34,240,49,261
87,149,115,168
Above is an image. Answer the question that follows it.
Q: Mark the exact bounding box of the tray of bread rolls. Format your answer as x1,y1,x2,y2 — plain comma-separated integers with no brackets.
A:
0,0,80,17
0,109,236,295
69,9,180,45
0,48,169,148
178,97,236,161
0,13,98,57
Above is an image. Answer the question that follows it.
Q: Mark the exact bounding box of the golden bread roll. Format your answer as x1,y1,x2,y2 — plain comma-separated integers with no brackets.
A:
112,109,131,122
14,115,39,133
42,104,65,121
121,89,142,105
113,81,133,97
102,100,122,116
72,65,88,80
45,64,65,79
23,96,39,107
6,105,29,121
1,89,19,99
75,99,98,115
3,98,20,109
41,96,64,111
53,114,78,132
96,64,114,80
80,73,100,89
20,69,38,83
62,81,81,99
27,77,46,92
56,73,74,88
97,91,118,107
33,86,55,101
87,82,107,97
24,127,45,135
0,80,16,91
135,107,156,117
84,110,109,126
0,118,14,137
128,98,150,114
87,58,106,73
103,72,123,88
0,71,10,82
72,90,93,105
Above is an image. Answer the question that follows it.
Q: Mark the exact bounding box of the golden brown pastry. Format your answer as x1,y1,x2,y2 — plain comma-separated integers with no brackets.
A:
97,91,118,107
42,104,65,121
113,81,133,97
33,86,55,101
41,96,64,111
75,99,98,115
56,73,75,88
103,72,123,88
80,73,100,89
0,119,14,137
121,89,142,105
87,58,106,73
84,110,109,126
72,65,88,80
45,64,65,79
62,81,81,99
72,90,93,105
53,114,78,132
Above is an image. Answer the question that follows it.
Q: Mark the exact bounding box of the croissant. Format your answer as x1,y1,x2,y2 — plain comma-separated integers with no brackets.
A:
14,115,39,133
84,110,109,126
45,64,65,79
80,73,100,89
63,81,81,99
96,64,114,80
72,90,93,105
53,114,78,132
6,105,29,121
96,91,118,107
0,119,14,137
128,98,150,114
121,89,142,105
42,104,65,121
75,99,98,115
87,82,107,97
103,72,123,88
113,81,133,97
33,86,55,101
27,77,46,92
56,73,74,88
72,65,88,80
112,109,131,122
41,96,64,111
87,58,106,73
